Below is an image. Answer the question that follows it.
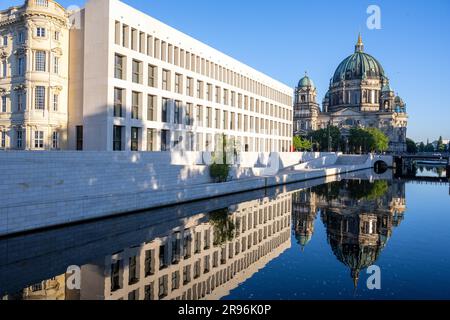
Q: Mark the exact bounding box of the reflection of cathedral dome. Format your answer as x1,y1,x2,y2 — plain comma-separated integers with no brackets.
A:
332,35,385,84
296,233,313,249
330,240,382,287
298,74,315,88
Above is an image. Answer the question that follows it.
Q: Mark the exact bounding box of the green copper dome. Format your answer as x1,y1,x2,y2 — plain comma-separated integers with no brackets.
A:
298,74,315,88
332,35,385,84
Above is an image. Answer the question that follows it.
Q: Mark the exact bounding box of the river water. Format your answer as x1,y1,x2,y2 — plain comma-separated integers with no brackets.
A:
1,167,449,300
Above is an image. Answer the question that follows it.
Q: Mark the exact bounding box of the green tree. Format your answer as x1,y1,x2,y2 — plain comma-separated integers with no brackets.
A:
424,142,435,153
406,138,418,154
308,126,342,152
209,134,231,183
418,142,425,152
293,136,312,151
209,208,235,246
437,136,446,152
366,128,389,153
348,128,389,154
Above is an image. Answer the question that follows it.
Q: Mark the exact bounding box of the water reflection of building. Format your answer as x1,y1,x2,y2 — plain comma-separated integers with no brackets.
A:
4,194,291,300
2,276,66,300
292,180,406,286
292,191,318,250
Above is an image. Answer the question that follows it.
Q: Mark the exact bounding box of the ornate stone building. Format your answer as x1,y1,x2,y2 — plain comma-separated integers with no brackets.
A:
0,0,69,150
294,35,408,153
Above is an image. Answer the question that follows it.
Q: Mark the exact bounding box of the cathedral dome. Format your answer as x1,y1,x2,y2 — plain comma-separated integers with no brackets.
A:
332,35,385,84
298,74,315,88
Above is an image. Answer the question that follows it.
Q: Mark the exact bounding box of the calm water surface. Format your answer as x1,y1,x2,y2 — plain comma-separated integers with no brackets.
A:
1,168,449,300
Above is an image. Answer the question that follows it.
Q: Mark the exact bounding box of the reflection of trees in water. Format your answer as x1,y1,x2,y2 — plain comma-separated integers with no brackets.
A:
209,208,235,246
311,180,389,201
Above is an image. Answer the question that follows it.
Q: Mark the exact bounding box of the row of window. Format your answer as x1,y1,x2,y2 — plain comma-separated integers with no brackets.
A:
0,129,59,150
0,87,59,112
114,21,291,106
111,126,291,153
113,88,292,136
0,51,60,79
115,57,292,122
1,27,60,49
110,217,290,298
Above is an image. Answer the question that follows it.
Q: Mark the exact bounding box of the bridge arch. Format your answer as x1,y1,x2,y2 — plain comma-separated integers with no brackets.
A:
374,160,388,174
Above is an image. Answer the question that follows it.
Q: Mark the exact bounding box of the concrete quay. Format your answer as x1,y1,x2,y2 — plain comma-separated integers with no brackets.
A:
0,151,392,237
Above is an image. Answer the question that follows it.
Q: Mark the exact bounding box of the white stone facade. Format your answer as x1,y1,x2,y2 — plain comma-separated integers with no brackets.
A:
0,0,69,151
70,0,293,152
1,0,293,152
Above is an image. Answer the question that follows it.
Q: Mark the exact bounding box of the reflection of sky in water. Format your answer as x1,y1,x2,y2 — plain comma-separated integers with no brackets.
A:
224,169,450,300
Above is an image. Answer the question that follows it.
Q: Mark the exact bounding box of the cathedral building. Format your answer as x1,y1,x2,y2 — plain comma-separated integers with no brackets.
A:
294,35,408,153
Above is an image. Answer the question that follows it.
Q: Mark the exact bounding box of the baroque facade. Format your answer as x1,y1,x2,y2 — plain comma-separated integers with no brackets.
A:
0,0,293,152
294,35,408,153
0,0,69,150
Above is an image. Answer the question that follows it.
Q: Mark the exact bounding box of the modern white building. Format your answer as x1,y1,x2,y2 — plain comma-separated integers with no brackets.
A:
0,0,294,152
0,0,70,151
68,0,293,152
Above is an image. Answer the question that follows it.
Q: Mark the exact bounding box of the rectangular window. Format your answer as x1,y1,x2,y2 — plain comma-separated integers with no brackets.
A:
207,83,212,101
132,59,142,84
35,51,46,72
131,91,141,120
76,126,83,150
16,130,23,149
52,131,59,149
114,21,120,45
147,128,156,151
161,129,170,151
175,73,182,94
147,94,156,121
1,60,6,78
53,94,58,111
186,77,193,96
111,261,121,292
2,36,8,46
1,96,6,112
113,125,123,151
186,103,193,126
174,100,182,125
17,57,25,76
215,109,220,129
114,54,125,80
206,107,212,128
53,56,59,74
196,105,203,126
0,131,5,149
35,86,45,110
34,131,44,149
162,69,170,91
197,81,203,99
161,98,170,123
148,65,157,87
131,127,139,151
18,31,25,43
54,31,60,41
215,86,220,103
114,87,124,118
36,27,46,38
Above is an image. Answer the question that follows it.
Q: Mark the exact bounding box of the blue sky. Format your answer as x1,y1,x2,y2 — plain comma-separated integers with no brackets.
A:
9,0,450,142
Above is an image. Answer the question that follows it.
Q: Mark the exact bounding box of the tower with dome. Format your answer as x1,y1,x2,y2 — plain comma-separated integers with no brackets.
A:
293,35,408,153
